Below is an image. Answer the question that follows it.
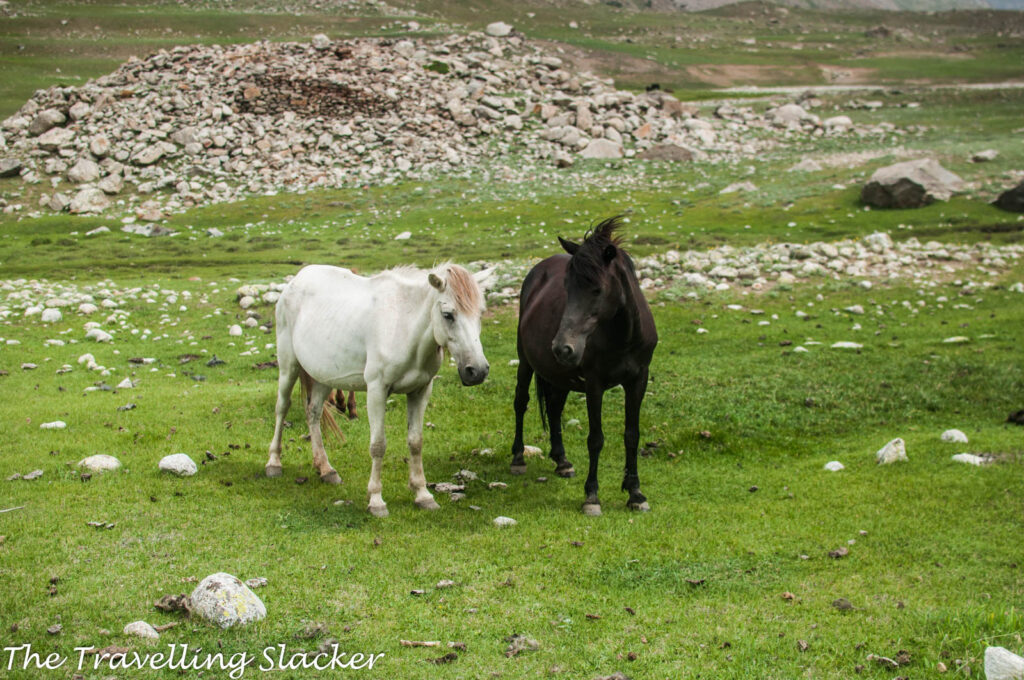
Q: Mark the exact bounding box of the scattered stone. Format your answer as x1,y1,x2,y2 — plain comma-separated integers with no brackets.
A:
952,453,986,466
493,516,518,527
832,597,854,611
228,324,243,337
40,421,67,430
245,577,268,589
40,308,62,323
123,621,159,640
984,646,1024,680
69,187,110,214
941,429,968,444
831,341,863,350
861,159,964,209
971,149,998,162
189,572,266,628
579,139,623,160
824,461,845,472
394,231,412,241
159,453,198,477
637,144,693,162
78,455,122,472
154,593,190,612
486,22,513,37
943,336,970,344
0,158,24,178
828,546,849,559
876,437,907,464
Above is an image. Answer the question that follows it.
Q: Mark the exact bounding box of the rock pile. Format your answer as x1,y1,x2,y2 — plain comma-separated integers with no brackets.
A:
1,33,896,217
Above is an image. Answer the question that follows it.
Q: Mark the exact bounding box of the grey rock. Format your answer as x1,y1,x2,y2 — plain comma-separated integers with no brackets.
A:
132,144,166,166
0,158,23,178
485,22,513,37
994,180,1024,213
68,158,101,184
876,437,907,464
68,102,92,121
123,621,159,639
861,159,964,209
69,187,110,214
579,138,622,159
189,572,267,628
78,454,122,472
159,453,198,476
637,144,694,162
89,135,111,157
311,34,330,50
36,127,75,151
28,109,66,136
98,174,124,195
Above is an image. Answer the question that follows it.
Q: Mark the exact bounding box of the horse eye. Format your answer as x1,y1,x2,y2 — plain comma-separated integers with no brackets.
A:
442,311,455,322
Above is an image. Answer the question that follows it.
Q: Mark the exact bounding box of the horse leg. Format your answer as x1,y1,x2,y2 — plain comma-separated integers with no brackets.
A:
405,383,439,511
582,384,605,516
365,383,389,518
510,357,533,474
622,369,650,511
544,386,574,478
266,350,300,478
346,391,358,420
305,379,341,485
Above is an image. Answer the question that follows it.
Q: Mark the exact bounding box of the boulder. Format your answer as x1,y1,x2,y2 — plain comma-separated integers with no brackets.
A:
485,22,513,37
311,34,330,50
28,109,67,136
984,646,1024,680
159,453,198,476
579,139,622,159
875,437,907,464
67,158,101,184
78,454,122,472
0,158,23,178
189,572,267,628
637,144,694,162
994,180,1024,213
36,127,75,151
69,187,110,214
861,159,963,209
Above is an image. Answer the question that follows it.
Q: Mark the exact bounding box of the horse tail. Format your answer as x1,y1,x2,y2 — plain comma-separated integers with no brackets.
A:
299,367,345,442
535,375,549,432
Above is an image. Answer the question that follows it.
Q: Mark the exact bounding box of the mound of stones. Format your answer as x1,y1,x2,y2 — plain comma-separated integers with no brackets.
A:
1,32,896,217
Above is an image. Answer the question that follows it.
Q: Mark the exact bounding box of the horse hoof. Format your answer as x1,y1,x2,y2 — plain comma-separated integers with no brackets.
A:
265,464,282,478
368,504,389,518
582,503,602,517
510,464,528,475
628,501,651,512
555,465,576,478
416,497,441,511
320,470,342,485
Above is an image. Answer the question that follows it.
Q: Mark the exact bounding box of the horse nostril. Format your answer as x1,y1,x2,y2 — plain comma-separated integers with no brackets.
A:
465,365,476,377
555,344,573,360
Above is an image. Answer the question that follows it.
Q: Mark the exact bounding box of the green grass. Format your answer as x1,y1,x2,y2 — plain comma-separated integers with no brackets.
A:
1,271,1022,679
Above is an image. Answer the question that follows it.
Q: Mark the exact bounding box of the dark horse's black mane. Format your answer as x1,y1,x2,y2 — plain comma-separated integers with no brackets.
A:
567,216,628,286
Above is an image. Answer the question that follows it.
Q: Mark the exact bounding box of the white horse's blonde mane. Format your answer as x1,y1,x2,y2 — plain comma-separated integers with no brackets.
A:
378,262,483,314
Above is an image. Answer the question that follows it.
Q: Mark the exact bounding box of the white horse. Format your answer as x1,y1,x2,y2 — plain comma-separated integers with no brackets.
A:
267,263,494,517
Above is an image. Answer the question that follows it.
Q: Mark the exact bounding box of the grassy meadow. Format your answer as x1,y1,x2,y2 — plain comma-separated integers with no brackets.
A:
2,1,1024,679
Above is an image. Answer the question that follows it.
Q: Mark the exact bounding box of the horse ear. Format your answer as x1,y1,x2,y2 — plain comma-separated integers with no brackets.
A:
428,273,446,292
603,243,617,263
558,237,580,255
473,266,497,291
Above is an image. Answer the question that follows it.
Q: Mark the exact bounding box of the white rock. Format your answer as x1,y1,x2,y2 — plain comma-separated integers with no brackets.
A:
228,324,243,337
943,336,970,344
189,572,267,628
123,621,159,640
238,295,256,309
952,453,985,466
40,420,67,430
485,22,513,37
311,33,330,50
40,308,62,323
159,453,198,477
86,328,113,342
941,429,968,444
207,227,224,238
824,461,845,472
78,454,121,472
984,646,1024,680
78,303,99,315
77,353,95,365
493,516,518,527
579,138,623,159
876,437,907,464
523,445,542,456
831,341,863,349
844,305,865,315
117,378,134,389
508,359,520,367
394,231,412,240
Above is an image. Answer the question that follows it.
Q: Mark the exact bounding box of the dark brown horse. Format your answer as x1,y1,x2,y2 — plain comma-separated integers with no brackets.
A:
511,217,658,515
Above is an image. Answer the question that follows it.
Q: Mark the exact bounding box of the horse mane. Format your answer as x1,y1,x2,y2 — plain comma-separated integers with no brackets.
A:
442,263,484,314
568,216,625,286
382,262,483,314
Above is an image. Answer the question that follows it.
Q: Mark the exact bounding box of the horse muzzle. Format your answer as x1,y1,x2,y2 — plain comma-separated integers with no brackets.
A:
552,340,583,368
459,363,489,386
